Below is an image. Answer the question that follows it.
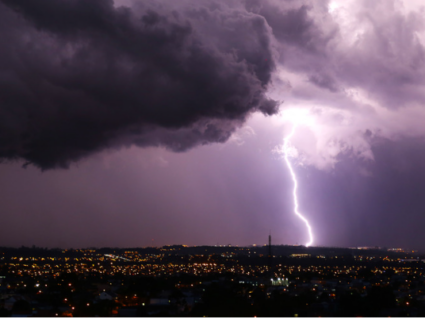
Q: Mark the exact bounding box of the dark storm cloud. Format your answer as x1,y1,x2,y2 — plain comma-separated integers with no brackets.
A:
0,0,278,169
308,73,339,93
245,0,323,51
245,0,342,94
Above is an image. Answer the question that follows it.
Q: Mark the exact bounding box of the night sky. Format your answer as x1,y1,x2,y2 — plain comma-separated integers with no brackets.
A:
1,0,425,250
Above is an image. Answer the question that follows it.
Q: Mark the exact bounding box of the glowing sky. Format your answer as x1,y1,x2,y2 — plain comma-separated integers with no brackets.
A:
1,0,425,249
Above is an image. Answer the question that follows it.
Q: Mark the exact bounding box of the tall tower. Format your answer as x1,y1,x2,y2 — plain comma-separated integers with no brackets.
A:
268,233,272,270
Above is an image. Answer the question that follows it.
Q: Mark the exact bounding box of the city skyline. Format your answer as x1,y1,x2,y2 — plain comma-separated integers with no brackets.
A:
1,0,425,250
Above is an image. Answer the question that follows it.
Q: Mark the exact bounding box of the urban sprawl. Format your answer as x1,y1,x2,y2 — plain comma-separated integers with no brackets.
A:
0,245,424,316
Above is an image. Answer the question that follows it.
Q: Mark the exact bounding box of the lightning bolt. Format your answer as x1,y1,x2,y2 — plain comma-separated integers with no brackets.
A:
283,124,314,247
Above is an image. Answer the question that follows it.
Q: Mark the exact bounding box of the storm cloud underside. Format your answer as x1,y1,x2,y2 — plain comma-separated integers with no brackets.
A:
0,0,278,169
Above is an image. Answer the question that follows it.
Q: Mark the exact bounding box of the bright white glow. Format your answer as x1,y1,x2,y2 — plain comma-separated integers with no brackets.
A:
283,124,314,247
281,108,316,127
327,1,341,13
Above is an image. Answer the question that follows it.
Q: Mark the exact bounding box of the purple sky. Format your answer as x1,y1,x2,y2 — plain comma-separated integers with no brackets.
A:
1,0,425,250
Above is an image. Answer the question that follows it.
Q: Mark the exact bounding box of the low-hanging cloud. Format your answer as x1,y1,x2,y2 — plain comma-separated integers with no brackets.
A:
0,0,278,169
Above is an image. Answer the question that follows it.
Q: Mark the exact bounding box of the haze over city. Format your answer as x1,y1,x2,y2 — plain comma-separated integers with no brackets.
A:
1,0,425,251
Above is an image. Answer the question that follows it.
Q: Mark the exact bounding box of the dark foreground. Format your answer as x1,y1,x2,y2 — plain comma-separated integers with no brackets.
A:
0,245,424,316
